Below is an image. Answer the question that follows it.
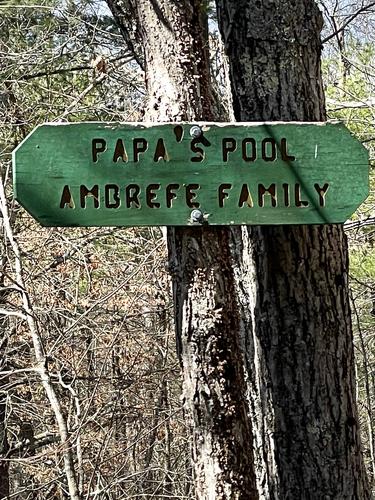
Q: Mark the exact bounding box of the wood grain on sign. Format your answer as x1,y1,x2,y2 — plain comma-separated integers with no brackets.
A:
12,122,369,226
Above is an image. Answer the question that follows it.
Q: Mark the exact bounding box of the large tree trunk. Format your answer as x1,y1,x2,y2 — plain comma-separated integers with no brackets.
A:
107,0,370,497
216,1,371,498
106,1,258,498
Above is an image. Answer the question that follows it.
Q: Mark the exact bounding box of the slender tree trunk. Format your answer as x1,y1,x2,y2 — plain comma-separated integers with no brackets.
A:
0,316,9,499
216,1,371,498
106,1,258,498
0,180,81,500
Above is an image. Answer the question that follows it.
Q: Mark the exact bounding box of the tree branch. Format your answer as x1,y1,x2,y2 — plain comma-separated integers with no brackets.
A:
6,432,60,458
322,2,375,44
344,217,375,230
0,178,81,500
20,54,133,81
326,96,375,110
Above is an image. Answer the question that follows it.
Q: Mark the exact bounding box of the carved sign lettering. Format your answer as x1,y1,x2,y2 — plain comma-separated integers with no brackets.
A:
12,122,369,226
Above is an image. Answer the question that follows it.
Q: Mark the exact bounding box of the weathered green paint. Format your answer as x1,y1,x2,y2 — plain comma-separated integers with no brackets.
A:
12,122,368,226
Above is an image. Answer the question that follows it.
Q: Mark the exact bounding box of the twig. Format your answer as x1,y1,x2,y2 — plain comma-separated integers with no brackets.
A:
0,308,26,320
0,178,81,500
56,53,135,120
322,2,375,44
20,53,133,81
344,217,375,230
326,97,375,110
6,432,60,458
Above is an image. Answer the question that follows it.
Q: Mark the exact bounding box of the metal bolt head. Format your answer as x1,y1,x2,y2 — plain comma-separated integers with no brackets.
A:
190,125,202,138
190,209,204,223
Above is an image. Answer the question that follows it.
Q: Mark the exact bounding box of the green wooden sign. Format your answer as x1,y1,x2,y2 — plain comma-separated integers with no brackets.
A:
12,122,369,226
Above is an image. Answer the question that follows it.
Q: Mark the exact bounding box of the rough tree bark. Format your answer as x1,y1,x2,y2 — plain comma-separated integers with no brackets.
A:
107,0,370,498
106,1,258,498
215,1,371,498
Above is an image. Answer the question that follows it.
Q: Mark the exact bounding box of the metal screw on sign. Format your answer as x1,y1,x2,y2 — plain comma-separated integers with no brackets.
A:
190,125,202,138
190,209,204,224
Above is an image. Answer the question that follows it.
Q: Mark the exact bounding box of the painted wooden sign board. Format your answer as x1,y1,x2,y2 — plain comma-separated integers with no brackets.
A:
12,122,369,227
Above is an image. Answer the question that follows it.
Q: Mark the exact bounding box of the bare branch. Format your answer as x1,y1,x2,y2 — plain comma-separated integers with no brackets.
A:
0,178,81,500
6,432,60,458
344,217,375,230
20,53,133,81
322,2,375,44
326,96,375,110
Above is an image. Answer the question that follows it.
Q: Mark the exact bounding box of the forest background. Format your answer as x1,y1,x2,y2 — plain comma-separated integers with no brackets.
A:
0,0,374,498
